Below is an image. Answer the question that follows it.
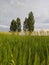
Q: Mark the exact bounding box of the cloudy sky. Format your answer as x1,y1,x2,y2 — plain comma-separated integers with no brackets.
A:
0,0,49,31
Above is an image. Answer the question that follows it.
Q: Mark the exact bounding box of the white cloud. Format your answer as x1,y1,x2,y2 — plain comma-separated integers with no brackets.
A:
17,1,24,6
35,23,49,30
0,25,10,28
10,0,25,7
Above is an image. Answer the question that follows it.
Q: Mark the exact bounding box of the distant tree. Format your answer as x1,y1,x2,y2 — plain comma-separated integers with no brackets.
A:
27,11,35,32
10,19,16,31
10,18,21,32
16,18,21,32
23,11,35,32
23,18,28,31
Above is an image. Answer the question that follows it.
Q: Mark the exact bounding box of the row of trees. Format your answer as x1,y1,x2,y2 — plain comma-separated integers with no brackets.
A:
10,18,21,32
10,11,35,32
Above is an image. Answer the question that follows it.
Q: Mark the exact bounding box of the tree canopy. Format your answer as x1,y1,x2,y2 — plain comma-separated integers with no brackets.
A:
23,11,35,32
10,19,16,31
10,18,21,32
23,18,28,31
16,18,21,32
10,11,35,32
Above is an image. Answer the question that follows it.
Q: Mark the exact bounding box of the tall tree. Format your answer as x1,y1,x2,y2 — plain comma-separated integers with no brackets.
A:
16,18,21,32
23,11,35,32
23,18,28,31
10,19,16,31
27,11,35,31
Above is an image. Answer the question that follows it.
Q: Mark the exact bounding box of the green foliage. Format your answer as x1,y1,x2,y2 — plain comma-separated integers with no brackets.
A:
16,18,21,32
23,11,35,32
0,35,49,65
23,18,28,31
28,11,35,31
10,19,16,31
10,18,21,32
34,52,40,65
10,11,35,32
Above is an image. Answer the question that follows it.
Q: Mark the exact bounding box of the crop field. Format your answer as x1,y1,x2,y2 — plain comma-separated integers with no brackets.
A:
0,34,49,65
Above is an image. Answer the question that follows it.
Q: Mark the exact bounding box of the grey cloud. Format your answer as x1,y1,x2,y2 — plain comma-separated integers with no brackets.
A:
0,27,9,32
35,23,49,30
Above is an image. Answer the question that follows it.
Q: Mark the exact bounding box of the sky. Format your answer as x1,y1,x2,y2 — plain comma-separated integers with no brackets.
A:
0,0,49,31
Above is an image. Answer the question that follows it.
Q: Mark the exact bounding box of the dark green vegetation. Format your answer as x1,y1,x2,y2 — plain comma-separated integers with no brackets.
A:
10,11,35,32
23,12,35,31
10,18,21,32
0,34,49,65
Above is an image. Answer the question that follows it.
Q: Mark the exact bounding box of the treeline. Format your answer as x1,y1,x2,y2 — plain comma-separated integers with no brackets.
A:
10,11,35,32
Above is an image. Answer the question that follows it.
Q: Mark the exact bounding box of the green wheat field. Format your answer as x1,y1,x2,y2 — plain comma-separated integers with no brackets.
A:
0,34,49,65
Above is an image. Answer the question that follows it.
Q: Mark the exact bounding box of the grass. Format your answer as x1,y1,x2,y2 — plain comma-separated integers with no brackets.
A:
0,33,49,65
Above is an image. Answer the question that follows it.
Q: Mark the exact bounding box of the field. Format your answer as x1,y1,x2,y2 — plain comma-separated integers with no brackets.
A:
0,34,49,65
